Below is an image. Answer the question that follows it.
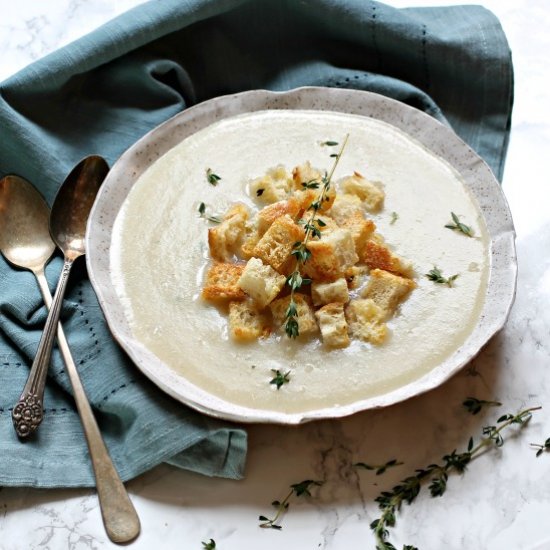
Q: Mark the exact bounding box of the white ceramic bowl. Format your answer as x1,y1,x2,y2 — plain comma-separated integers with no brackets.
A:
86,87,516,424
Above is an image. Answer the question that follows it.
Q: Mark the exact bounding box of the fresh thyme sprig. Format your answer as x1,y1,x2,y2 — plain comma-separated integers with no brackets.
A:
259,480,323,530
198,202,221,224
270,369,290,390
202,539,216,549
371,406,541,549
425,266,459,288
355,459,404,476
284,135,349,338
462,397,502,415
531,438,550,457
445,212,473,237
206,168,221,186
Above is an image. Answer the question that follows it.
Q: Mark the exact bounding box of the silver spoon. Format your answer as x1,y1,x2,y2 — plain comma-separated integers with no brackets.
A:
0,171,140,543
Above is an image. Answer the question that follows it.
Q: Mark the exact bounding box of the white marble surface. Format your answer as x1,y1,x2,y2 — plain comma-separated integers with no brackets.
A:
1,1,550,549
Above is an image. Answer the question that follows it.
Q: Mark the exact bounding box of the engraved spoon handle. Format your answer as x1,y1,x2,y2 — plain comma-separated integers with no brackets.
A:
12,257,74,438
34,268,140,543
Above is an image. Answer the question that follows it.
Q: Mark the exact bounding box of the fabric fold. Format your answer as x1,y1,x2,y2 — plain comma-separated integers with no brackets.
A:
0,0,513,487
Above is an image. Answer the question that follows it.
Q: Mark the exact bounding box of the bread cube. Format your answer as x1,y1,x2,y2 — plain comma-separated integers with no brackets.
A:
361,268,416,317
270,294,318,335
339,213,376,253
228,300,271,341
311,278,349,306
341,172,385,212
293,162,336,212
302,228,358,281
208,203,249,261
328,193,364,225
315,303,350,348
253,215,304,272
202,262,246,301
238,257,286,308
345,298,387,344
250,165,292,204
362,235,413,276
257,198,301,235
344,265,370,289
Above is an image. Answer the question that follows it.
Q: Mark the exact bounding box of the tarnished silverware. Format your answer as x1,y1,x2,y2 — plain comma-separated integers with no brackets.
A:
0,171,140,543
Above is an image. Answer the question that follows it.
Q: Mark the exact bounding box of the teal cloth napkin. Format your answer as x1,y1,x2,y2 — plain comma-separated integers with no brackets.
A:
0,0,513,488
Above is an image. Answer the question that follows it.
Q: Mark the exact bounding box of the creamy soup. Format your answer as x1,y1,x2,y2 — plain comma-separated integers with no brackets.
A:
111,110,488,414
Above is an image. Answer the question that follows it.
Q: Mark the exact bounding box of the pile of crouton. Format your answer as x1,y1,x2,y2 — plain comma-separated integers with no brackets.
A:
201,162,416,348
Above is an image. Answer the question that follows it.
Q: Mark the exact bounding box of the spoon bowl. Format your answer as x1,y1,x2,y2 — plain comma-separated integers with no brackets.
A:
0,175,54,272
51,156,108,258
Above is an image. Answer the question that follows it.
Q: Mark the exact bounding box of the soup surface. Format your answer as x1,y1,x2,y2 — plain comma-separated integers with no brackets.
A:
111,110,489,413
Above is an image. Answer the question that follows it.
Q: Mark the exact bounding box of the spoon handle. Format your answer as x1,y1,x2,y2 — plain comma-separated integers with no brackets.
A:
12,257,74,438
34,268,141,543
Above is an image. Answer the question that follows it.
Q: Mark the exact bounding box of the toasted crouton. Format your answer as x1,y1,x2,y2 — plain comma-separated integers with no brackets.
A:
257,198,301,235
238,257,286,308
344,265,370,289
338,213,376,253
228,300,271,341
208,203,249,261
361,268,416,317
240,227,261,260
292,162,336,212
302,228,359,281
250,165,292,204
292,161,322,191
315,303,350,348
329,193,364,225
345,298,387,344
311,278,349,306
202,263,246,301
341,172,385,212
270,294,318,335
253,215,304,271
362,235,413,276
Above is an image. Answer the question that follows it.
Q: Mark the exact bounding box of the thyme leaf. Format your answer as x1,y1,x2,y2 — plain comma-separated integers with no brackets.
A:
463,397,502,415
390,212,399,225
445,212,473,237
355,459,404,476
198,202,221,224
425,266,459,287
321,140,339,146
531,438,550,457
202,539,216,549
259,480,323,530
206,168,221,186
270,369,291,390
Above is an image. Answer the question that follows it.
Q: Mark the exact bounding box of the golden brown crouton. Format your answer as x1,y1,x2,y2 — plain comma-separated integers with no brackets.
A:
341,172,385,212
302,228,359,282
208,203,249,261
362,235,413,276
250,165,292,203
257,198,301,235
345,298,387,344
361,268,416,317
315,303,350,348
292,162,336,212
311,278,350,306
253,215,304,272
339,213,376,253
270,294,318,335
202,263,246,301
238,257,286,308
228,300,271,341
